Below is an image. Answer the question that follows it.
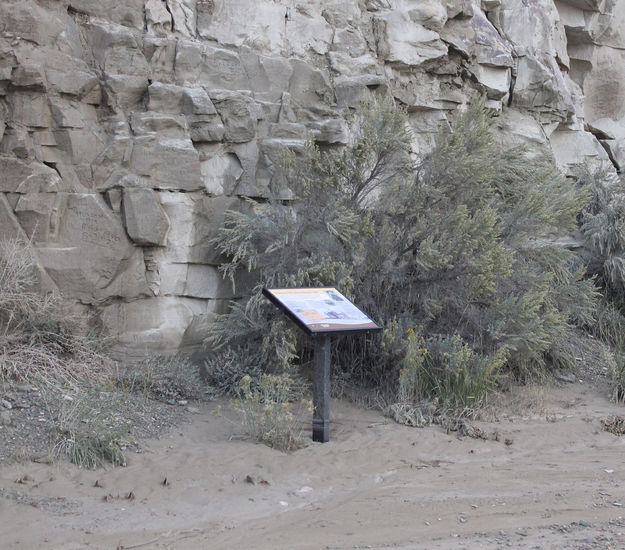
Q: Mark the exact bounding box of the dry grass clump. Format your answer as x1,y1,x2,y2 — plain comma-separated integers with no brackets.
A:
602,415,625,436
116,354,206,403
0,238,114,392
51,389,128,469
234,374,312,452
1,238,124,468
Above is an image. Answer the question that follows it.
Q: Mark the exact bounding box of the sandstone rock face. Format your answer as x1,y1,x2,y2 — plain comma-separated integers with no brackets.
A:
0,0,623,360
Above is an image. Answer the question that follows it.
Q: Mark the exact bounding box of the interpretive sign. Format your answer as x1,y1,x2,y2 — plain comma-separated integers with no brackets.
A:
263,287,381,443
262,287,381,335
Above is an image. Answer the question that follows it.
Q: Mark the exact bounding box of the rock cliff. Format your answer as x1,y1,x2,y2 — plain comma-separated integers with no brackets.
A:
0,0,623,359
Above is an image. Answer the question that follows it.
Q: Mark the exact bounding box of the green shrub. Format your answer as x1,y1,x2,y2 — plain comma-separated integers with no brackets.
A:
579,170,625,306
234,373,312,452
209,96,598,419
387,329,506,423
576,170,625,400
420,335,507,410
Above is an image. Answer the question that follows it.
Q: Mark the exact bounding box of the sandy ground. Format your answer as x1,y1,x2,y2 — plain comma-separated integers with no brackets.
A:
2,382,625,550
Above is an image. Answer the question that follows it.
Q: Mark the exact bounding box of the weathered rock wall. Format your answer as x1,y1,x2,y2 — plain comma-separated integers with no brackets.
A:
0,0,623,360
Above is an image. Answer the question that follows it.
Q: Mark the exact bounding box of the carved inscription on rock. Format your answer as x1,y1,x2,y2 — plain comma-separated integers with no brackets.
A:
57,193,132,283
63,195,125,248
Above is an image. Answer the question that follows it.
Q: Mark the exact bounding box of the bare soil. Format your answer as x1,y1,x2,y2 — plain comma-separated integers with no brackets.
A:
2,378,625,549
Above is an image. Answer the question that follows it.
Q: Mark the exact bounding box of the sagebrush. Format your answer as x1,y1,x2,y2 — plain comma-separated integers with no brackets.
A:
210,96,599,421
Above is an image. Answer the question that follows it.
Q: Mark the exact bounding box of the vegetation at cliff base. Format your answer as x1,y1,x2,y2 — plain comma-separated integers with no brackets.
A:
0,238,204,466
208,96,606,431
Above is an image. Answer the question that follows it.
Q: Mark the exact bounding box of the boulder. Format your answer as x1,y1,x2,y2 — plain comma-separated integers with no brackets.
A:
122,188,170,246
102,74,149,112
200,148,244,196
35,193,137,302
11,64,46,90
470,64,511,99
143,37,177,82
588,116,625,171
495,108,548,147
287,60,334,120
511,55,576,122
373,8,447,67
209,90,259,143
491,0,568,63
579,47,625,122
557,0,615,46
441,9,514,68
54,127,106,167
49,98,97,129
41,52,100,101
0,0,64,46
87,22,149,78
239,51,293,103
490,0,574,117
146,86,223,141
157,192,245,263
147,82,187,112
307,119,350,144
145,0,172,36
13,192,61,243
129,112,188,137
332,27,369,57
549,129,613,174
335,74,388,107
196,0,285,50
168,0,197,38
0,156,61,193
405,0,449,32
255,138,305,195
7,92,51,128
601,139,625,171
196,0,332,56
0,193,27,240
284,2,334,56
329,52,381,77
100,297,216,360
588,117,625,140
182,87,217,116
93,247,151,301
188,117,226,143
158,263,235,299
105,188,123,214
130,134,202,190
67,0,145,30
175,41,249,90
91,133,133,191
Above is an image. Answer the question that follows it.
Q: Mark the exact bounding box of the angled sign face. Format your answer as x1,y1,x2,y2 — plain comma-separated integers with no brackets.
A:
262,287,381,336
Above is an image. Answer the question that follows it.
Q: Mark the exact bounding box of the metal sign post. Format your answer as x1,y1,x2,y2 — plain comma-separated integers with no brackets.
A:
312,334,331,442
262,287,381,443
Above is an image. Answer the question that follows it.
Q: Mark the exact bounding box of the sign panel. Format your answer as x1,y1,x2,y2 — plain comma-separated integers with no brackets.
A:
263,287,381,335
